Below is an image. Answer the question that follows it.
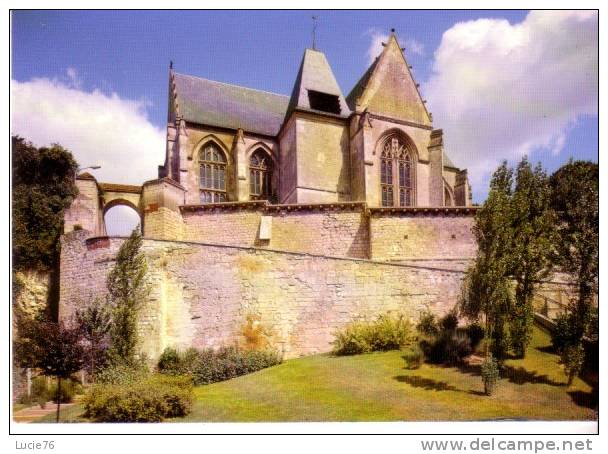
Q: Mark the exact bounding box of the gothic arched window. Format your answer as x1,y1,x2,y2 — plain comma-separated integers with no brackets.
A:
380,135,415,207
199,142,227,203
249,149,273,200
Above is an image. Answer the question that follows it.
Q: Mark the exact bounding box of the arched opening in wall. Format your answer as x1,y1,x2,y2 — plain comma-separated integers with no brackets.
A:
199,141,228,203
378,132,417,207
249,148,273,201
104,204,141,236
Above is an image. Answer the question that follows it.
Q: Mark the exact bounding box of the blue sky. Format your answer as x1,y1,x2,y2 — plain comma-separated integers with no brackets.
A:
12,10,598,212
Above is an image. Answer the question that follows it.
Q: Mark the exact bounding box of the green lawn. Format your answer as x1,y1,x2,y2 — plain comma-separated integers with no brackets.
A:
35,327,597,423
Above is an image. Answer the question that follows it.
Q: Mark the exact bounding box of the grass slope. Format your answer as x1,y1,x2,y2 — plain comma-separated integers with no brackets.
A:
34,327,597,423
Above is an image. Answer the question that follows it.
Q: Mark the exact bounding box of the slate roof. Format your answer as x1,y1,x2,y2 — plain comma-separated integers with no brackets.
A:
172,68,461,171
173,72,290,137
285,48,351,119
345,56,379,111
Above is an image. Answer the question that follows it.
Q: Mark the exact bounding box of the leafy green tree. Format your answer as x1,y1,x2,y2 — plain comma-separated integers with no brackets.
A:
550,161,598,342
14,318,84,422
75,299,112,380
107,227,149,365
460,162,514,363
12,136,78,272
549,161,598,382
508,159,555,357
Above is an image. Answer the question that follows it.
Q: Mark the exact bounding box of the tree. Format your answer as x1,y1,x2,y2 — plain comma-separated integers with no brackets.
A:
549,160,598,383
460,162,514,363
14,318,84,422
75,299,112,380
107,227,149,365
12,136,78,272
508,159,555,357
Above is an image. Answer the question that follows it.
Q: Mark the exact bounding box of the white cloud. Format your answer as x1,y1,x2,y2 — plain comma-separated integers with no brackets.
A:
65,67,81,89
405,38,424,56
11,76,165,186
366,30,424,65
424,11,597,193
366,30,389,65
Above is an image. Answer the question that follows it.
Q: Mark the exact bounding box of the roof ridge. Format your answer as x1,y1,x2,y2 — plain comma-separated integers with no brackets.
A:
173,72,290,99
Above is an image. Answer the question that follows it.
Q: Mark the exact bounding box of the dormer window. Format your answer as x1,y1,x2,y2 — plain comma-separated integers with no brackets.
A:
307,90,341,114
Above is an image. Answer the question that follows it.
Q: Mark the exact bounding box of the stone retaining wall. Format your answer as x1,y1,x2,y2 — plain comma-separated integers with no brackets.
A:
59,233,467,359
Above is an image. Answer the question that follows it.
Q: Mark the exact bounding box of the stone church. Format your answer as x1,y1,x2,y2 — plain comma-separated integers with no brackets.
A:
159,32,471,208
60,32,482,359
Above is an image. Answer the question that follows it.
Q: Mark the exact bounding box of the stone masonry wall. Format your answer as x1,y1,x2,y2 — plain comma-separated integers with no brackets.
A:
59,234,466,360
370,211,477,261
180,206,370,258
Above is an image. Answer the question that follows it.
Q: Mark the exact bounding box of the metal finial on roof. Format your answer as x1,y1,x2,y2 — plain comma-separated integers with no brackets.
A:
391,28,395,33
170,60,173,70
312,15,318,50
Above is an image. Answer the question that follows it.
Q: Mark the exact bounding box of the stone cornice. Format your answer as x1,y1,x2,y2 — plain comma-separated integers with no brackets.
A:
180,201,478,216
365,112,434,131
180,201,268,212
369,206,478,216
180,200,367,213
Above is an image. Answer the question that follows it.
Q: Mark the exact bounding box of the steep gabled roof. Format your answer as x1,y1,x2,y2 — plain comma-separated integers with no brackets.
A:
346,33,431,126
172,72,289,137
285,48,351,119
346,56,379,111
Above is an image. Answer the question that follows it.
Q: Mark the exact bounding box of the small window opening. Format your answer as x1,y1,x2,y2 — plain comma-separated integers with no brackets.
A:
307,90,341,114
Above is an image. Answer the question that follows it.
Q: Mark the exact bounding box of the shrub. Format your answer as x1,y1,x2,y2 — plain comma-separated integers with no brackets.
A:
464,323,485,351
32,376,49,408
95,362,149,385
551,312,578,353
416,312,477,366
402,345,424,369
439,311,459,331
157,346,282,385
551,310,598,372
369,314,412,351
420,331,473,366
481,355,500,396
32,375,48,398
416,309,438,337
48,378,83,403
332,313,413,355
17,376,49,407
562,343,585,387
83,374,192,422
157,347,181,372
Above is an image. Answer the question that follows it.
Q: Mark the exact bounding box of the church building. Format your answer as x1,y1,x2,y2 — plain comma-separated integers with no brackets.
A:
159,31,471,209
60,32,478,359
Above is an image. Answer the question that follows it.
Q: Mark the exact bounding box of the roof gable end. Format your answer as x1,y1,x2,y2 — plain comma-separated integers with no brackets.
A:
348,33,431,126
